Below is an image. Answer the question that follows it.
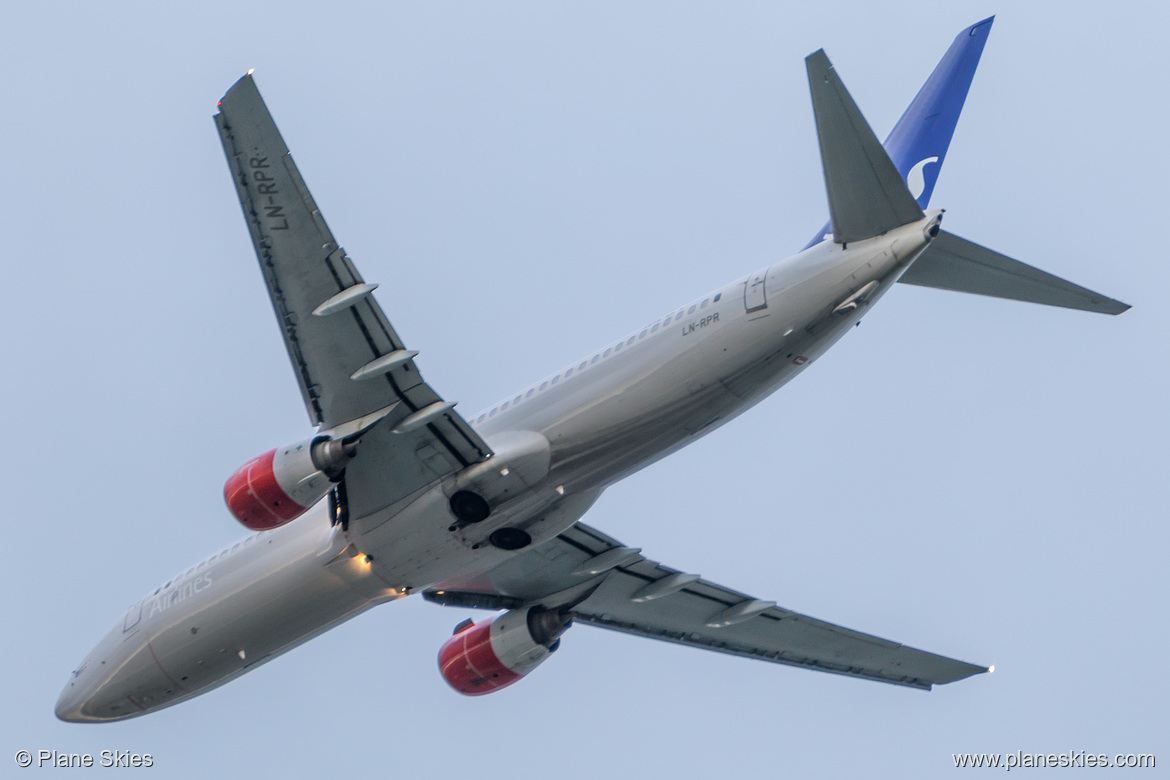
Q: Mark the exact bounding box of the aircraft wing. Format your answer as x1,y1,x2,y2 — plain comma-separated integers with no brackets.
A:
215,75,491,517
426,522,987,690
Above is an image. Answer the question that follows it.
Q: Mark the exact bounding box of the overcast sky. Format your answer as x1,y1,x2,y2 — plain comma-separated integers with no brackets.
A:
2,2,1166,777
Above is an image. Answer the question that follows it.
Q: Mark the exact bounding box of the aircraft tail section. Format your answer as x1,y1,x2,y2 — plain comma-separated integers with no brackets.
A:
806,50,923,245
803,17,993,249
901,231,1131,315
885,17,993,209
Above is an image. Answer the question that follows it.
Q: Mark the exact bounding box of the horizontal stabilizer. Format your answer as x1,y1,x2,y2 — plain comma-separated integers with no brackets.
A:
806,50,924,244
900,231,1130,315
803,18,993,250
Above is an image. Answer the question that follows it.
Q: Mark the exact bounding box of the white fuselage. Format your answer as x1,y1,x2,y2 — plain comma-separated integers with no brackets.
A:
56,217,936,722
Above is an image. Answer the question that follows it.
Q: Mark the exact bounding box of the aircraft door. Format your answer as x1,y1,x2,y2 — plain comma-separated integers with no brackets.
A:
744,267,768,313
123,601,143,633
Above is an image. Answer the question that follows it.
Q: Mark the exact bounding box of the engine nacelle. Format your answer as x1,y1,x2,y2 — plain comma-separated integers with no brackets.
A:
438,606,570,695
223,438,355,531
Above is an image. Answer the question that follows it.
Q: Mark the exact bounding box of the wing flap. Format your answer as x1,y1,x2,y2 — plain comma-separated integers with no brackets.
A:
900,230,1131,314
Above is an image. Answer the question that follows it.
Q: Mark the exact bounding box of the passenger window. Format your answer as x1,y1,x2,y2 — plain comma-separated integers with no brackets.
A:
701,299,708,308
614,342,622,352
640,330,648,339
197,561,205,569
627,336,635,345
514,396,522,404
232,544,240,552
540,382,547,391
565,368,573,378
591,355,599,364
489,408,497,417
675,311,684,321
603,348,611,358
713,293,721,302
526,389,534,398
579,362,587,371
651,323,659,333
688,304,696,314
501,401,509,410
551,375,559,385
478,414,486,422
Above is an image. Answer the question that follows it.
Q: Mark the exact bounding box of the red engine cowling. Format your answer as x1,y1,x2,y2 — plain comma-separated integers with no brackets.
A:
223,438,355,531
438,606,570,695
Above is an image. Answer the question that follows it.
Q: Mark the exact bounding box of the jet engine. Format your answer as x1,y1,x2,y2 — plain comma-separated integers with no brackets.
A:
438,606,571,695
223,437,356,531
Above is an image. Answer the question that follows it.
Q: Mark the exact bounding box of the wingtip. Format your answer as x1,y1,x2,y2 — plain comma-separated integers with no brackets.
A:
1093,296,1132,315
218,70,260,111
804,48,833,78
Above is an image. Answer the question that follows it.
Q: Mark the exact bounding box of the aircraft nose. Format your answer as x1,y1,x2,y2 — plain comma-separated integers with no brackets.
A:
55,678,87,723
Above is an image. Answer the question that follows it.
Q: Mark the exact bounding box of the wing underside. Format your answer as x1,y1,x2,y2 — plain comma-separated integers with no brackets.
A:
427,522,987,690
215,75,491,517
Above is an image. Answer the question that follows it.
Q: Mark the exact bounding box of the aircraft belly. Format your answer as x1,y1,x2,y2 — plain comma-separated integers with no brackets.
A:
107,515,397,717
353,474,601,591
536,242,912,490
150,560,387,697
547,381,744,489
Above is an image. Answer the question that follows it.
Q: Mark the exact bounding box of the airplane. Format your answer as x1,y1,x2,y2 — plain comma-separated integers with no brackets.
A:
57,17,1128,722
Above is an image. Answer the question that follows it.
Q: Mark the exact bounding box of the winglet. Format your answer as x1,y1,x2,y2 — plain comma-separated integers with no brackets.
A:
806,50,923,244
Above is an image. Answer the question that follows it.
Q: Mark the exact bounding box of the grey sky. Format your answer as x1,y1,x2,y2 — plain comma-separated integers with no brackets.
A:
2,2,1166,777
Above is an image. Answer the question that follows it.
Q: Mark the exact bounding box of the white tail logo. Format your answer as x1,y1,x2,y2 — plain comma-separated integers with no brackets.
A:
907,156,940,200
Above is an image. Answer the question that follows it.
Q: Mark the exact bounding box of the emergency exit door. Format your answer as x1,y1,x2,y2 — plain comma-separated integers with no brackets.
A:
744,268,768,313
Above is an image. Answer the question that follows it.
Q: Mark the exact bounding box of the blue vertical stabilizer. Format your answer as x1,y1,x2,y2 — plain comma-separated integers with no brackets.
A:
803,17,993,249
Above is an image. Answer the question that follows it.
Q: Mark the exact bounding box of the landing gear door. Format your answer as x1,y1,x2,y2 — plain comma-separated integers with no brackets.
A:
745,268,768,313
